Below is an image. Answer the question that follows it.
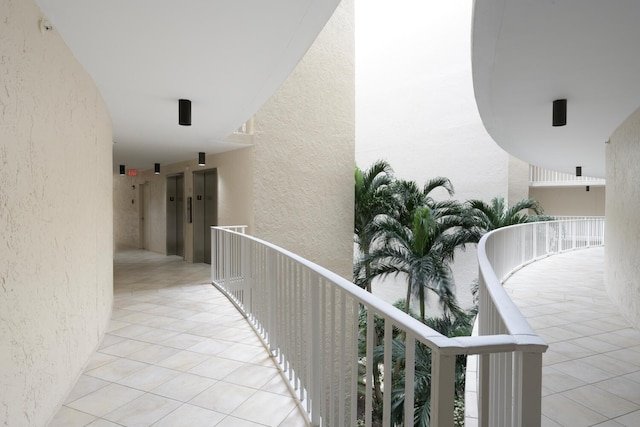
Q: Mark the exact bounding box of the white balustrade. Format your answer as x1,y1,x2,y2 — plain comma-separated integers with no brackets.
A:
210,219,603,426
529,165,605,187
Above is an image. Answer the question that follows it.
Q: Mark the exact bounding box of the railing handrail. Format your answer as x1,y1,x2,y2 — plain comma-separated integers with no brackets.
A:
215,225,248,233
529,164,605,186
212,220,598,426
214,227,546,355
469,217,605,426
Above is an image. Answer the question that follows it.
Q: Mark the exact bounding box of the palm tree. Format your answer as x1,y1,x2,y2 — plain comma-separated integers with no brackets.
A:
391,177,454,228
354,160,395,292
369,205,475,321
465,196,550,238
354,160,396,414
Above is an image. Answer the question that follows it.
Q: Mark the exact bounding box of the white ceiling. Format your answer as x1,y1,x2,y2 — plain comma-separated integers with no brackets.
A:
472,0,640,178
35,0,340,172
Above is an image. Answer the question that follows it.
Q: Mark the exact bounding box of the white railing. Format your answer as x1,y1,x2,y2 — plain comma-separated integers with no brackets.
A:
216,225,248,234
471,218,604,425
211,223,572,426
529,165,605,187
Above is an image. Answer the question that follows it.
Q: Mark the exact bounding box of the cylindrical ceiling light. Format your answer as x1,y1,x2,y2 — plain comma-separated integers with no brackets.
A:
154,163,160,175
179,99,191,126
576,166,582,177
198,152,205,166
119,165,125,175
553,99,567,126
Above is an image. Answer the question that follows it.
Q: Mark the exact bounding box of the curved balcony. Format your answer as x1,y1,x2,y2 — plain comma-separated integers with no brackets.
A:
529,165,606,188
210,221,605,425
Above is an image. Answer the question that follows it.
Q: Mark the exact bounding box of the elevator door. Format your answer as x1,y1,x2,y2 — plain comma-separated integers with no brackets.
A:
193,169,218,263
166,174,185,257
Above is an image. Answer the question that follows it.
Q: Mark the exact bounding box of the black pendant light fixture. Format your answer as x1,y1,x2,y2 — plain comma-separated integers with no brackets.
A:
553,99,567,127
154,163,160,175
198,152,205,166
119,165,125,175
576,166,582,177
179,99,191,126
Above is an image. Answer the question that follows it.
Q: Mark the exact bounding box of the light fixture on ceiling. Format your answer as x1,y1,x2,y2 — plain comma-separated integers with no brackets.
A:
576,166,582,177
553,99,567,127
179,99,191,126
119,165,125,176
154,163,160,175
198,152,205,166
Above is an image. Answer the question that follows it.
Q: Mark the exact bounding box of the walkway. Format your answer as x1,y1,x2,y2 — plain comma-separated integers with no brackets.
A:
50,250,308,427
504,247,640,427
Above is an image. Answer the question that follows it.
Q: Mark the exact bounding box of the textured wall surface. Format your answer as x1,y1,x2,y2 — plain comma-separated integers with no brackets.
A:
530,186,605,216
0,0,113,424
606,107,640,329
113,175,140,249
113,148,254,261
252,0,355,279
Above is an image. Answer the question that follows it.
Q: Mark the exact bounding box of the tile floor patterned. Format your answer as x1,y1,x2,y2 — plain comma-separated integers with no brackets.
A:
51,246,640,426
50,250,309,427
504,247,640,427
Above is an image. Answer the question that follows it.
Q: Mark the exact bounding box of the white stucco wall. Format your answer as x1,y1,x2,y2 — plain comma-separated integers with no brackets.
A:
355,1,511,309
0,0,113,424
530,186,605,217
253,0,355,279
114,174,140,249
605,107,640,329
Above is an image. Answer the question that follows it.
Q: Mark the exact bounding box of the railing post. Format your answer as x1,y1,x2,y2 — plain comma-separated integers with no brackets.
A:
532,223,537,259
431,351,456,426
478,353,490,427
310,273,322,426
365,308,374,427
210,228,217,282
513,351,543,427
404,335,416,425
241,237,251,310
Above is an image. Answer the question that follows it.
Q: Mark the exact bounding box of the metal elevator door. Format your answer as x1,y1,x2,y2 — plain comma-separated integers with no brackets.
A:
193,169,217,264
166,174,185,257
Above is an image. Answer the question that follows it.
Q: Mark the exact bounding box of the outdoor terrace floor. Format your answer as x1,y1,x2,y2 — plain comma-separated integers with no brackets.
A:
50,249,308,427
505,247,640,427
50,246,640,426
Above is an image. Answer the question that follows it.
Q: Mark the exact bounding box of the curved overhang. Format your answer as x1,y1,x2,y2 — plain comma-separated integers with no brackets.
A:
35,0,340,170
472,0,640,178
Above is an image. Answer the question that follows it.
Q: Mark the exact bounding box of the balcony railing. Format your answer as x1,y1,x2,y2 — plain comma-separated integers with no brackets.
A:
471,218,604,426
529,165,605,187
210,219,603,426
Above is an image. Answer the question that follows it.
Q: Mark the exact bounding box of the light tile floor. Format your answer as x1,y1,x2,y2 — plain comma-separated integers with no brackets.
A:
504,247,640,427
50,250,309,427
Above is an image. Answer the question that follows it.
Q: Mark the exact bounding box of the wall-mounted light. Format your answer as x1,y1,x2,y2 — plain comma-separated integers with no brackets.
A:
553,99,567,127
586,186,590,192
154,163,160,175
576,166,582,177
119,165,125,176
198,152,205,166
179,99,191,126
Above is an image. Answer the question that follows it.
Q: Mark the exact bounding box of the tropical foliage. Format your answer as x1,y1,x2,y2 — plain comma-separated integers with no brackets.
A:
465,196,551,238
354,160,395,292
367,205,475,321
353,161,548,426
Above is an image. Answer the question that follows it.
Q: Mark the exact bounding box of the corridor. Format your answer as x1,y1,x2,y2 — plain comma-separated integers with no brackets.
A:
50,250,308,427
